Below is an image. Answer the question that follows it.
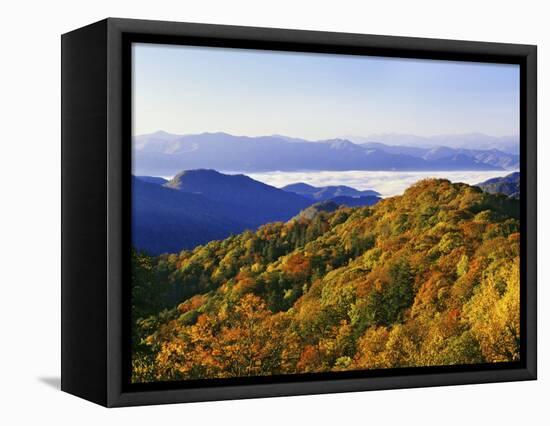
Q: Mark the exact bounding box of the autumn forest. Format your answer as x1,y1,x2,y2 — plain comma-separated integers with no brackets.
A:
131,178,520,383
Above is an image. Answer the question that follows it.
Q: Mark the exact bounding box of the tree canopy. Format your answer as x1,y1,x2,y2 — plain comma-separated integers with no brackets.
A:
131,179,520,383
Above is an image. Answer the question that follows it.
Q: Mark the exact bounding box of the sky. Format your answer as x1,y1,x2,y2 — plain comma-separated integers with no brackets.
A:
132,43,520,141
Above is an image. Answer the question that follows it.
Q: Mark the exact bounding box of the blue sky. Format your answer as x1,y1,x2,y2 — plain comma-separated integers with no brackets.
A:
132,43,520,140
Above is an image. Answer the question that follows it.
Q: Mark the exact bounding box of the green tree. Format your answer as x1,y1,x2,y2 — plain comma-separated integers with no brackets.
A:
363,259,414,327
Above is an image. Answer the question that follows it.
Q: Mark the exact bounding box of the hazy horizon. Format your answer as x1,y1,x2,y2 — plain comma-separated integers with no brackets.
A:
134,129,519,148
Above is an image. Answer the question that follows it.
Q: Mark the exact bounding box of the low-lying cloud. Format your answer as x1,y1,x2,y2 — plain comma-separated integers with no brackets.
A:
244,170,514,197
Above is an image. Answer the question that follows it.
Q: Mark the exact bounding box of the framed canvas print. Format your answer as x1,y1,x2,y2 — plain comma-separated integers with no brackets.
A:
61,18,537,407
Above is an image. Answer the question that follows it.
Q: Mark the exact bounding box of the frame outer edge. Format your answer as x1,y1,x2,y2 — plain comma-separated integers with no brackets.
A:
61,19,110,407
525,45,537,379
105,17,536,55
98,18,537,407
106,18,125,407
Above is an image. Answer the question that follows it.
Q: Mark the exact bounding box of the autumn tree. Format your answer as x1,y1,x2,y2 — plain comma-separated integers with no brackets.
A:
131,179,521,383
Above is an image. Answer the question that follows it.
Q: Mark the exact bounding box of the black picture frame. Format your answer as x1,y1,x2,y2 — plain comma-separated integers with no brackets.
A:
61,17,537,407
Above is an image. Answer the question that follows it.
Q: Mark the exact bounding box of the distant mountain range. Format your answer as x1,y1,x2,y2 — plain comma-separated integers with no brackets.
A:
359,142,519,170
477,172,520,199
133,170,381,254
349,133,519,154
133,131,518,176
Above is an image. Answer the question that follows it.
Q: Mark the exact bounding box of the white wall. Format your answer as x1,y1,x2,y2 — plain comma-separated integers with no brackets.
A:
1,0,546,423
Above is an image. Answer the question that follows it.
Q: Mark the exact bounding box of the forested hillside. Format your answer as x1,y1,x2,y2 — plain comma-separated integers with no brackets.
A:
131,179,520,383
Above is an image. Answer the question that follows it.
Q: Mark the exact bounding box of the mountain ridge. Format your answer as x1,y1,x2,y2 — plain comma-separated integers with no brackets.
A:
352,132,519,154
133,132,513,175
132,170,382,255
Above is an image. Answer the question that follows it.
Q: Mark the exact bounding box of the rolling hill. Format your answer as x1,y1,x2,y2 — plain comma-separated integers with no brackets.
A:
132,177,251,255
133,170,383,254
282,182,380,200
132,172,313,254
164,169,312,224
477,172,520,198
